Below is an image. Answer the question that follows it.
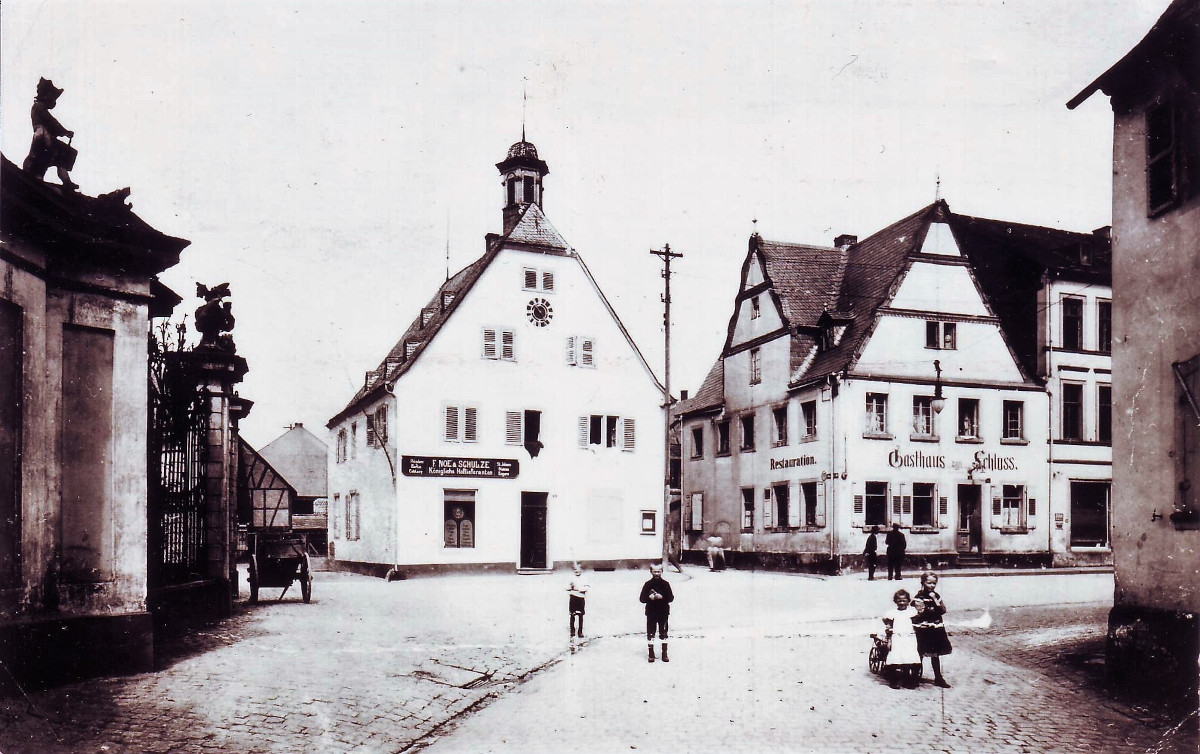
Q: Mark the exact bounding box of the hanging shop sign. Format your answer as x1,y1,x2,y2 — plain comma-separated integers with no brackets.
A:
402,456,520,479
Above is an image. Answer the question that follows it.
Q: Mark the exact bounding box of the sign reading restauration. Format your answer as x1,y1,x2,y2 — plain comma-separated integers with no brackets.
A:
402,456,520,479
771,455,817,470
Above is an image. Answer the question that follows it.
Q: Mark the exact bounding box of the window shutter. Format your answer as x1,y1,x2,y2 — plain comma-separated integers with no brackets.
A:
938,495,949,528
566,336,577,366
581,339,594,366
524,268,537,289
464,407,477,442
444,406,459,442
900,483,912,527
992,493,1003,528
506,411,522,445
892,491,902,517
815,480,827,527
622,417,636,451
851,481,865,528
1027,498,1037,528
542,271,554,291
501,330,515,360
365,414,376,447
690,492,704,531
375,406,388,443
482,329,497,359
763,488,773,528
578,416,589,448
787,484,801,528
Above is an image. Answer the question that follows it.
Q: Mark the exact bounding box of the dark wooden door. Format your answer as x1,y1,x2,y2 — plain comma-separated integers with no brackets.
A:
520,492,548,569
957,485,982,554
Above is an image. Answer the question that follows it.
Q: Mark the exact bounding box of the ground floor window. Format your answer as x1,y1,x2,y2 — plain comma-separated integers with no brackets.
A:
997,484,1025,529
741,488,754,531
913,482,935,527
688,492,704,532
444,490,476,548
345,492,360,541
773,483,793,528
865,481,888,526
1070,481,1110,547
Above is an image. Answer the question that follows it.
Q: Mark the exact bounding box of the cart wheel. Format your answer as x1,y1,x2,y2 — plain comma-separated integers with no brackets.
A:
300,554,312,604
248,554,260,605
869,645,883,674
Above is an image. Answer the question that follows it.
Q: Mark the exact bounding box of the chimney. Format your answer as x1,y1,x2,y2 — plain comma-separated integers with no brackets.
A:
834,234,857,249
292,422,303,429
680,390,689,401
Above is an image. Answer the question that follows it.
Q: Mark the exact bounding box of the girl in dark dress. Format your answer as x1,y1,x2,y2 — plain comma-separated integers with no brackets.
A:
913,571,952,688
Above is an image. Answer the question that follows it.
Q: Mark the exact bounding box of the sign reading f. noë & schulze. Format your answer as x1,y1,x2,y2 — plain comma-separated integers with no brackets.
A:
401,455,520,479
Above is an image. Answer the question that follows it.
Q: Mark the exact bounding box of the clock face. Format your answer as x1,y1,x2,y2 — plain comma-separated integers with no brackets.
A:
526,297,553,327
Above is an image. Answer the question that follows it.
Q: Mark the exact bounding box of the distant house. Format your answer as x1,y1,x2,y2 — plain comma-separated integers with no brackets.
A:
326,138,664,577
257,423,329,553
677,200,1111,571
1069,0,1200,703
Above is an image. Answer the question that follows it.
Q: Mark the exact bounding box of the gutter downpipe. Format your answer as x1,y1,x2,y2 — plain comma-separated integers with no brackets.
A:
830,374,842,572
1044,276,1055,562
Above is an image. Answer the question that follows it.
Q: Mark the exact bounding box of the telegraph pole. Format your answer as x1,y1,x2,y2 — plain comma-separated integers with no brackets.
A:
650,242,683,564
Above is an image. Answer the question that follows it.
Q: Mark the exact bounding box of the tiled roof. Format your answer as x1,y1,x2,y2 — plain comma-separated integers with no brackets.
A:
258,424,329,498
677,358,724,416
757,239,846,325
505,203,569,250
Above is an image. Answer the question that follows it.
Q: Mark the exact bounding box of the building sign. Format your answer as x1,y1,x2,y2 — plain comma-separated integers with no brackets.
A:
771,455,817,470
885,448,1018,471
402,456,519,479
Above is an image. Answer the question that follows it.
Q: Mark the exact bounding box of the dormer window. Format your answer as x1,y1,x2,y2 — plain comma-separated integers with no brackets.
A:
421,308,436,327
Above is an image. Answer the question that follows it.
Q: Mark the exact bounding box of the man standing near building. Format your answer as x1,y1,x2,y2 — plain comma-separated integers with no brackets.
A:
864,526,880,580
885,524,907,581
639,563,674,663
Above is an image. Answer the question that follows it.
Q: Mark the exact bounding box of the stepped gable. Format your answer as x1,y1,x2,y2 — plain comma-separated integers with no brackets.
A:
756,238,846,326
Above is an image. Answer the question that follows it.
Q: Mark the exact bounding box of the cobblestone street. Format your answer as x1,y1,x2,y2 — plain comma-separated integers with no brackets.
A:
1,567,1195,754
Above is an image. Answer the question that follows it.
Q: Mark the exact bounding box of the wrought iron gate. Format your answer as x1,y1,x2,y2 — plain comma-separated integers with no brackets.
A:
147,325,209,587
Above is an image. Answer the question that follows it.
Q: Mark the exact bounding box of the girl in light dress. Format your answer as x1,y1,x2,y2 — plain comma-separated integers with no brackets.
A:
882,588,921,689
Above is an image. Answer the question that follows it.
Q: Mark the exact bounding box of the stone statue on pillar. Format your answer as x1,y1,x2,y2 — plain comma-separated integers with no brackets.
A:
194,282,236,353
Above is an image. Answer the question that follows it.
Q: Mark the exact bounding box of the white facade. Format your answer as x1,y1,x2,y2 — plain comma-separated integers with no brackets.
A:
328,142,664,575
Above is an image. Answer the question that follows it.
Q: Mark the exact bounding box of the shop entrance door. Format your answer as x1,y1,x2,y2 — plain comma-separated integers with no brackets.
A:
520,492,548,569
1070,481,1110,547
957,485,982,554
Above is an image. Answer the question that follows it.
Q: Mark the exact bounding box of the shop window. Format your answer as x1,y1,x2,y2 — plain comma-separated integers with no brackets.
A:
1097,301,1112,354
865,481,889,527
1061,297,1083,350
865,393,889,436
740,414,756,452
1098,385,1112,445
1003,401,1024,441
691,426,704,459
772,405,788,447
444,405,479,443
801,400,817,440
716,420,731,455
1062,383,1083,441
912,396,935,437
443,490,476,548
482,328,516,360
749,348,761,385
925,321,956,350
957,398,980,440
741,488,755,531
913,483,935,527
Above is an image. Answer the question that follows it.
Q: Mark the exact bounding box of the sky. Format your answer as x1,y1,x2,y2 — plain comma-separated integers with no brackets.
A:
1,0,1168,448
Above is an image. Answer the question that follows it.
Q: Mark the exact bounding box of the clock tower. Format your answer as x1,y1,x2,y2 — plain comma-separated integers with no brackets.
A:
496,136,550,235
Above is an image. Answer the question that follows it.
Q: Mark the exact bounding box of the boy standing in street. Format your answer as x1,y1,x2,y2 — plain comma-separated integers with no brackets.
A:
639,563,674,662
567,564,589,639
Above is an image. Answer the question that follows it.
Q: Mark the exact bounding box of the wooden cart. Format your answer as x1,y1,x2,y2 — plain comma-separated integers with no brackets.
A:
247,531,312,604
238,438,311,604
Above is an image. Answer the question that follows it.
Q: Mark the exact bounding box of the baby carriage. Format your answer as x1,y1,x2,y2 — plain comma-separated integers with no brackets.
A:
868,632,889,675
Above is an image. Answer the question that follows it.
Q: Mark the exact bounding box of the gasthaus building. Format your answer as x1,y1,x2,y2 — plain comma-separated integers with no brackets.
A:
678,200,1111,572
326,138,664,578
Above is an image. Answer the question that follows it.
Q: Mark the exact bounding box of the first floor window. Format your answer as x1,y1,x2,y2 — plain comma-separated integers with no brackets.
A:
801,400,817,440
445,405,479,443
740,414,756,451
691,426,704,458
958,398,979,439
912,396,934,436
1003,401,1024,440
336,429,348,462
913,482,935,527
1098,384,1112,445
1061,297,1083,350
444,490,476,548
773,405,788,446
865,481,888,526
512,410,544,456
716,420,731,454
483,328,516,360
1098,301,1112,354
749,348,761,385
579,414,635,451
1062,383,1083,441
741,488,755,531
865,393,888,435
566,336,595,366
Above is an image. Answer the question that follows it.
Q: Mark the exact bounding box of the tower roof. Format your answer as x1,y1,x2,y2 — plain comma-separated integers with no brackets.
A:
496,139,549,175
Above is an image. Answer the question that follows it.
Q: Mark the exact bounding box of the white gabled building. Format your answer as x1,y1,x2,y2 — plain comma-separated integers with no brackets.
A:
678,200,1111,572
327,139,664,577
